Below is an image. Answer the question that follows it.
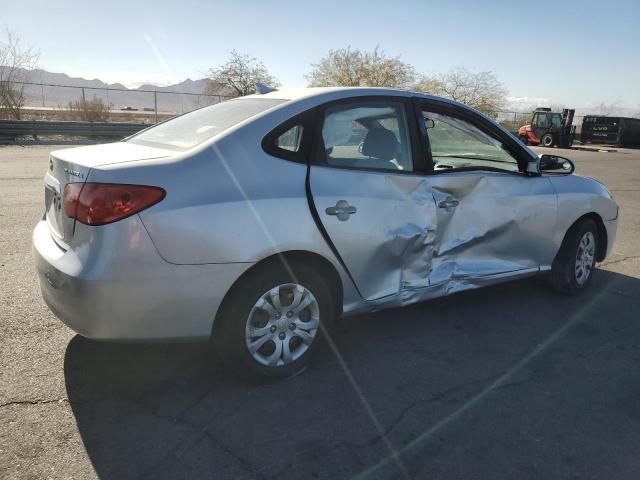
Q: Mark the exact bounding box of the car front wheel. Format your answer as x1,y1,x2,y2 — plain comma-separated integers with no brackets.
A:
213,261,336,380
550,219,598,294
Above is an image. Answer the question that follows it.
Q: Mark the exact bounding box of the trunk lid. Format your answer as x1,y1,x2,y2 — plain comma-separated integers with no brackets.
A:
44,142,173,248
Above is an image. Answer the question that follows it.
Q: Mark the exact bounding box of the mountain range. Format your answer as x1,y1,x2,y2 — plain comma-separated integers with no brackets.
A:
11,68,224,113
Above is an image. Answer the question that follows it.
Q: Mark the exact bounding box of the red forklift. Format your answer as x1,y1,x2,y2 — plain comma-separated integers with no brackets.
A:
518,108,575,147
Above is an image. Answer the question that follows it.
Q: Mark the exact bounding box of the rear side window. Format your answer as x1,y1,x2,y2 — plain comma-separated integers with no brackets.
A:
262,111,314,162
318,101,413,171
276,125,304,152
128,98,285,150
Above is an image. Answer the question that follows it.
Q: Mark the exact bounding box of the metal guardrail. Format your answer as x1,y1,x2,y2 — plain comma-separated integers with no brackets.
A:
0,120,148,139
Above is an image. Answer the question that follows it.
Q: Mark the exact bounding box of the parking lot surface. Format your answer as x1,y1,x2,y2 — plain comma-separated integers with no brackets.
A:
1,144,640,480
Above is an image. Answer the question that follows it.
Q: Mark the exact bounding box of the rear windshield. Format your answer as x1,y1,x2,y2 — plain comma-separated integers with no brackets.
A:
127,98,286,149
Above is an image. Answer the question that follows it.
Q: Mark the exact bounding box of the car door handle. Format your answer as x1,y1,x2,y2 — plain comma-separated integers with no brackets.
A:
438,198,459,209
326,200,357,221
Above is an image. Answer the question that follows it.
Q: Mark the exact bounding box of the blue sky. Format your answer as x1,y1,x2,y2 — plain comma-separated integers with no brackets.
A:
3,0,639,108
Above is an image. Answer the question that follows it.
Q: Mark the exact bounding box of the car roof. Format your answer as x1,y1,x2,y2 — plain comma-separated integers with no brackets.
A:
237,86,443,103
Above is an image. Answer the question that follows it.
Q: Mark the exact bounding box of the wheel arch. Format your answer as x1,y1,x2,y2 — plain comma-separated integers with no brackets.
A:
557,212,608,262
212,250,344,337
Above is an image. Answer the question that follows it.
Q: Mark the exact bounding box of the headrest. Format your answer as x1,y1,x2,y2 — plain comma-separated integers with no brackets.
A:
361,128,399,161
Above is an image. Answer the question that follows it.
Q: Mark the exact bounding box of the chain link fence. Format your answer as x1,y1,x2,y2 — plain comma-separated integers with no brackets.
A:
2,80,234,123
4,81,588,134
487,110,584,135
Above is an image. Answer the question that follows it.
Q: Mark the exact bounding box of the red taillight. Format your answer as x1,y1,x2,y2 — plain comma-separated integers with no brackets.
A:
63,183,83,218
63,183,165,226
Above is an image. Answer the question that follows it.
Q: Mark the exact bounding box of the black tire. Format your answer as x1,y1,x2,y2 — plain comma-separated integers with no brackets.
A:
549,219,598,295
541,133,554,147
213,260,337,380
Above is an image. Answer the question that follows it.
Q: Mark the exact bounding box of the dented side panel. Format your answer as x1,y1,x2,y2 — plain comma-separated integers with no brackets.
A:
427,172,558,286
310,166,558,306
309,167,437,300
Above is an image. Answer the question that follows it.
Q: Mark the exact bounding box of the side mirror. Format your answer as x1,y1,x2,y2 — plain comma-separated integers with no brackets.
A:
424,118,435,129
539,154,575,174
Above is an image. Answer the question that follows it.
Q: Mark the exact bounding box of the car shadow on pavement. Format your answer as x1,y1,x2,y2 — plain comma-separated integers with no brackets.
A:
65,269,640,480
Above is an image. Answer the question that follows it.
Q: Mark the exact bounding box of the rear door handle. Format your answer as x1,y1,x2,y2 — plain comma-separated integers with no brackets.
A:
438,198,459,209
326,200,357,221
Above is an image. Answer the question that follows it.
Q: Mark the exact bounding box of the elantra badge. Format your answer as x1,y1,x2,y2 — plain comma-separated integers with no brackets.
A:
63,167,84,179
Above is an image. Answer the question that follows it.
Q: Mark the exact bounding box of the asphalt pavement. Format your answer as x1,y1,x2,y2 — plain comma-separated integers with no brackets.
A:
1,144,640,480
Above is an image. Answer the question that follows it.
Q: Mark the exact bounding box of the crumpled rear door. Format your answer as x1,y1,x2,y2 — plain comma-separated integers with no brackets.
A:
309,166,438,301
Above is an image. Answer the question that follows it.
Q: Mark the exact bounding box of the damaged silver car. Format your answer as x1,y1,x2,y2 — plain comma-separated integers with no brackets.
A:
33,87,619,378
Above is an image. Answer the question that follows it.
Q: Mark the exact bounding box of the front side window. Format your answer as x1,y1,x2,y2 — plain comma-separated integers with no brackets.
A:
533,112,550,128
422,110,519,173
128,98,285,150
318,101,412,171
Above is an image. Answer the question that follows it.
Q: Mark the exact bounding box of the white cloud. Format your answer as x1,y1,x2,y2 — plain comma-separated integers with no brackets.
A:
506,96,551,111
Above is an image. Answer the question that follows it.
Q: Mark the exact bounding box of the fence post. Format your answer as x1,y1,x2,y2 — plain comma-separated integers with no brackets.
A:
39,71,45,107
154,91,158,123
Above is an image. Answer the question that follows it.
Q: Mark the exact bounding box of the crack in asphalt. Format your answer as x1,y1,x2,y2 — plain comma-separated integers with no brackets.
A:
0,395,106,408
146,415,260,479
200,428,262,478
245,372,517,476
600,255,640,267
352,372,503,449
137,384,262,480
0,398,68,407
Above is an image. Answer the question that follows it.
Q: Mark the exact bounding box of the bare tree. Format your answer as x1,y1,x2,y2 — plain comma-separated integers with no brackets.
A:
306,46,416,88
412,76,442,96
592,102,622,116
415,68,507,113
206,50,279,97
0,27,39,119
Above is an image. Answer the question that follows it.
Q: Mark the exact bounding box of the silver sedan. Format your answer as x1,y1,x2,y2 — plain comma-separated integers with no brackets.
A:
33,87,619,379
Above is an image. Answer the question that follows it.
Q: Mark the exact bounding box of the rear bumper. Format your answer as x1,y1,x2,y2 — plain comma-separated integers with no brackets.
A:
33,217,251,340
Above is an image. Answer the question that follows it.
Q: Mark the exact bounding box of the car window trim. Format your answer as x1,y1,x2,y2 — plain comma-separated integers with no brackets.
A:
412,97,532,175
309,95,424,174
261,110,316,163
432,165,521,175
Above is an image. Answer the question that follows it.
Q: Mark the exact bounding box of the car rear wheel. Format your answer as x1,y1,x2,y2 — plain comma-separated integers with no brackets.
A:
549,219,598,295
213,261,337,380
541,133,554,147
